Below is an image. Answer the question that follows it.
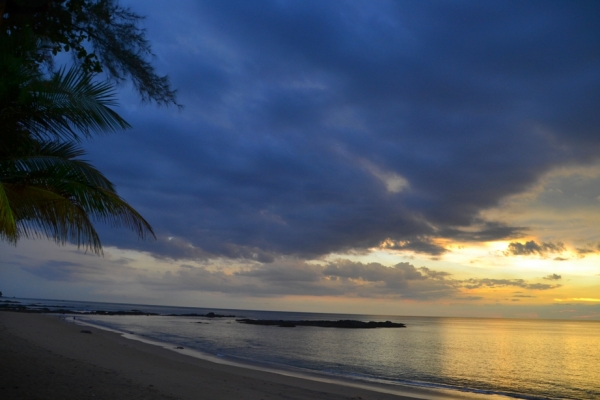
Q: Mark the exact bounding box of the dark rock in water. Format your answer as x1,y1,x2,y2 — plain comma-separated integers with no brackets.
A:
200,311,236,318
170,311,235,318
175,346,184,349
92,310,159,316
236,319,406,329
169,313,204,317
80,330,92,334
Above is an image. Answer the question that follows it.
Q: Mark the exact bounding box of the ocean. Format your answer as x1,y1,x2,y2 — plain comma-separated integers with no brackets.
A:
11,298,600,399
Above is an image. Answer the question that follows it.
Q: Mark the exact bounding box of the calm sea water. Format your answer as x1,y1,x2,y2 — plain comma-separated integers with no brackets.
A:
15,298,600,399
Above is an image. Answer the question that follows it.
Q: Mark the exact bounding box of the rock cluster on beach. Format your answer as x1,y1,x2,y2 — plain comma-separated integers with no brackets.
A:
236,319,406,328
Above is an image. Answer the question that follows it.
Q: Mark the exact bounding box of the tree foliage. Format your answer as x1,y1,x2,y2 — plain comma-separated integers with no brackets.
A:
0,1,163,253
1,138,154,253
0,0,179,106
0,45,154,252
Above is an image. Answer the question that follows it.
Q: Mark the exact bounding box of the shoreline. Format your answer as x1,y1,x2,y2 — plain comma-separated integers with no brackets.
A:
71,316,477,399
0,312,495,400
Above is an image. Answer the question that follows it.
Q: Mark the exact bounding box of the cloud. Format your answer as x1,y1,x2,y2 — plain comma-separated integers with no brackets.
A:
22,261,87,282
70,0,600,263
574,244,600,257
527,283,561,290
117,235,277,264
13,252,457,300
379,237,447,256
18,252,561,301
322,261,425,284
363,161,410,193
419,267,452,280
440,221,527,242
543,273,562,281
504,241,565,256
21,259,136,284
461,278,560,291
132,259,461,300
459,296,484,301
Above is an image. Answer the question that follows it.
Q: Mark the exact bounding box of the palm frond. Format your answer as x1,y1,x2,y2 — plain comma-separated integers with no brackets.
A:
4,184,102,253
0,182,18,242
1,139,154,253
2,141,116,191
46,67,131,132
16,67,131,141
1,40,153,253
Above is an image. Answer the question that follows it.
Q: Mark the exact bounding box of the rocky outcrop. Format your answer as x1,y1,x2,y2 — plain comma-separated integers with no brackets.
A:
236,319,406,328
92,310,159,316
169,312,235,318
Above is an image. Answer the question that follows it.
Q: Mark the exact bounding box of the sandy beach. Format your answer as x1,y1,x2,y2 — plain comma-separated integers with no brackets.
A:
0,312,477,400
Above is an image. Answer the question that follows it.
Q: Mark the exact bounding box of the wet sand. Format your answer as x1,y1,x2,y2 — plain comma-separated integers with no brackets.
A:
0,312,470,400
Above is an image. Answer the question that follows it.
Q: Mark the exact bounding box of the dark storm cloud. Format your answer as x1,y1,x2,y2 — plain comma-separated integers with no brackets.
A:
504,241,565,256
87,0,600,260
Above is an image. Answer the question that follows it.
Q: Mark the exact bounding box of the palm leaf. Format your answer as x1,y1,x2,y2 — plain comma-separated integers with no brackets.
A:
4,184,102,252
2,140,116,191
1,41,153,253
1,141,155,253
0,182,18,242
10,67,131,142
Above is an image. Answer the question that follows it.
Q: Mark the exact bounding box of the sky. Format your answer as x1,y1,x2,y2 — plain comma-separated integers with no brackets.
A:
2,0,600,319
